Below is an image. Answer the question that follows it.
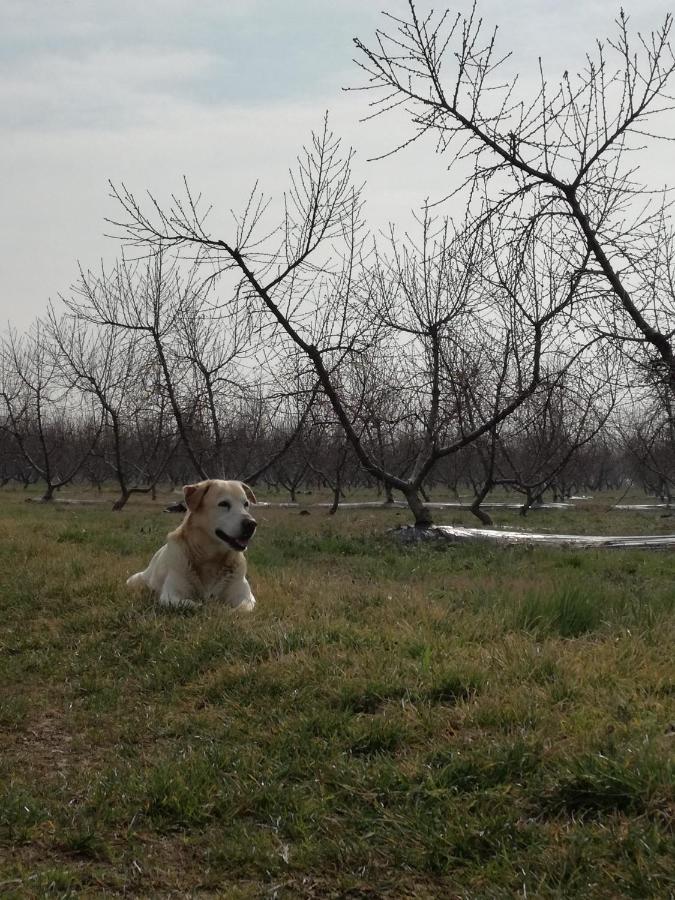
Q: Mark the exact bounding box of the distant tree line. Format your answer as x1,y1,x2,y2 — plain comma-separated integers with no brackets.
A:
0,301,672,519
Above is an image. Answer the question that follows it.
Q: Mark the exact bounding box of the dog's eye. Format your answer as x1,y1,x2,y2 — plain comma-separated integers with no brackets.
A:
244,501,249,509
218,501,231,509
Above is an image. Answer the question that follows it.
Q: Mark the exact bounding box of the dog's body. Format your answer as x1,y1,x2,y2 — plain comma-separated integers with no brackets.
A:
127,480,257,610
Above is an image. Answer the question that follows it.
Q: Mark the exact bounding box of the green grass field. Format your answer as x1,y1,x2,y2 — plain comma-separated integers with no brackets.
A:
0,490,673,898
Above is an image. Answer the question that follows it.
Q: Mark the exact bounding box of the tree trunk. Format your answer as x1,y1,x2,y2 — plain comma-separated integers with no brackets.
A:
470,499,493,525
112,490,131,511
404,488,433,528
329,485,340,515
520,489,544,517
470,480,494,526
328,469,341,515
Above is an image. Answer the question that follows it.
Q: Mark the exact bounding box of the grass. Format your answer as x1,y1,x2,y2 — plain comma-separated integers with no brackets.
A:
0,488,673,897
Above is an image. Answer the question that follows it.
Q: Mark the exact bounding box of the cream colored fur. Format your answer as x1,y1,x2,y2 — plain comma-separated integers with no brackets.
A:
127,479,257,611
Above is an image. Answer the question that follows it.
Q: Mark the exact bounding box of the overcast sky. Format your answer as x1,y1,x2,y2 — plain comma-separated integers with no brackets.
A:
1,0,673,330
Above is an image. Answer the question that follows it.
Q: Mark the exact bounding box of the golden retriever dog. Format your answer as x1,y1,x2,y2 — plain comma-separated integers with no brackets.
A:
127,479,257,610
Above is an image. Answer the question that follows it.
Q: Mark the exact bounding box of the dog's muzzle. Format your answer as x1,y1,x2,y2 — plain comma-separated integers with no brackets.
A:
215,518,257,552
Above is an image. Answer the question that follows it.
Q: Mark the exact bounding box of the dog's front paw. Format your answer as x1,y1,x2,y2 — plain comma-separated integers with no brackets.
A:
235,595,256,612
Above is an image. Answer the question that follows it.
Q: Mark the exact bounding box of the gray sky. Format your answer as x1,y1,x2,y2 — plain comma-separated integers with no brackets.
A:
1,0,672,329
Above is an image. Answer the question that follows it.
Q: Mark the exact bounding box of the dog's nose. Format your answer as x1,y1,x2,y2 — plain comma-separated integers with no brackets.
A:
241,518,257,539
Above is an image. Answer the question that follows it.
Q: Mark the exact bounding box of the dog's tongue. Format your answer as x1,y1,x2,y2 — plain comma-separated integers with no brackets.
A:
215,528,249,551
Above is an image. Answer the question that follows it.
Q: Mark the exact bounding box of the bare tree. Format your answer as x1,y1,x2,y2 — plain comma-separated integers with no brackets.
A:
47,313,179,510
620,362,675,503
63,250,211,479
172,278,259,474
353,1,675,392
497,358,617,514
0,324,100,501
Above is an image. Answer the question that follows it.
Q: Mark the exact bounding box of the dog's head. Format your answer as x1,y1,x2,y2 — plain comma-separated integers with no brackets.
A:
182,479,257,552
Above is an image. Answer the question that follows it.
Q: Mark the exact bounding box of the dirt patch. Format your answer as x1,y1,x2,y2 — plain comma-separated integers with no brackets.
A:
0,708,111,784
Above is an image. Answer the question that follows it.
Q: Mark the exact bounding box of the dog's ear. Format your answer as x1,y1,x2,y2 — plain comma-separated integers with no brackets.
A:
240,482,257,504
183,481,212,511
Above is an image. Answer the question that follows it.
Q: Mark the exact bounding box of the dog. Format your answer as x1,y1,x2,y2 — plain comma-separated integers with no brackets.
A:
127,479,257,610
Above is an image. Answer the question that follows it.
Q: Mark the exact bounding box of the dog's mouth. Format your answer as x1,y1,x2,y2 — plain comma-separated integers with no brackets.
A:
215,529,250,552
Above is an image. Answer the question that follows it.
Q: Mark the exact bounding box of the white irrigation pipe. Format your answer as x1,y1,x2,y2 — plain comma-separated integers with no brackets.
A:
432,525,675,549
